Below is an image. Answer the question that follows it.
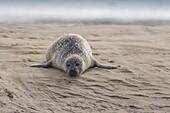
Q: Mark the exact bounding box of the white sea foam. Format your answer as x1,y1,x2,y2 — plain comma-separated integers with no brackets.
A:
0,0,170,23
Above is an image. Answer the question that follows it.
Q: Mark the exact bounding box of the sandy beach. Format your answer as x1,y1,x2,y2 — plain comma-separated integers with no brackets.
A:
0,24,170,113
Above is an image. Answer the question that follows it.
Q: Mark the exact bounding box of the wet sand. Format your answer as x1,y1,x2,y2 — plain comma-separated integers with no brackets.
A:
0,24,170,113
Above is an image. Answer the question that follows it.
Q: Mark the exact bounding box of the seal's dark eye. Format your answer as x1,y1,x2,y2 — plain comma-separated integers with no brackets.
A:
76,63,80,66
67,64,70,67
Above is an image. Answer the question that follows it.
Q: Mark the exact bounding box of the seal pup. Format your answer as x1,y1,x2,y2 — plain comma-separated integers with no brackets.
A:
30,34,120,77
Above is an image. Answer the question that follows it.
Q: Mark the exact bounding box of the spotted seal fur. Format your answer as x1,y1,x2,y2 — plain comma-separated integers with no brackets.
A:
30,34,120,77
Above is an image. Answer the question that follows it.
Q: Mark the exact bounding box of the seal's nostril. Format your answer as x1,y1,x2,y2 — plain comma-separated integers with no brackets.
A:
70,69,76,73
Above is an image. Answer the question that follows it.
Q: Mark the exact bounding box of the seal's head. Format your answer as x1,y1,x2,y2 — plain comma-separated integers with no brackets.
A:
65,55,84,77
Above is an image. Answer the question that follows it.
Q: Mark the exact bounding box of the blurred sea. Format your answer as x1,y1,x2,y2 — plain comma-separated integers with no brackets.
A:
0,0,170,24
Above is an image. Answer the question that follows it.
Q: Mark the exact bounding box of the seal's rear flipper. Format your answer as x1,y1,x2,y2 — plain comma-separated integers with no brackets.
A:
30,60,52,68
93,59,120,69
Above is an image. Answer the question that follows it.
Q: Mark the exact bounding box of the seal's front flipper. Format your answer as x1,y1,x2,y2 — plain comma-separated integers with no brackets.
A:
30,60,52,68
93,59,120,69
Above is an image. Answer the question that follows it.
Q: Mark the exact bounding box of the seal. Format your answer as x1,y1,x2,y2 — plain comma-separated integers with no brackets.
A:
30,34,120,77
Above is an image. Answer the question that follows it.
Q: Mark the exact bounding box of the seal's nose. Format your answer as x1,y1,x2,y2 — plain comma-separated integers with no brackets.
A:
69,69,78,77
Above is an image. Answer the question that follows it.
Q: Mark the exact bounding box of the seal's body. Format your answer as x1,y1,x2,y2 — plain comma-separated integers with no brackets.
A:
31,34,119,77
